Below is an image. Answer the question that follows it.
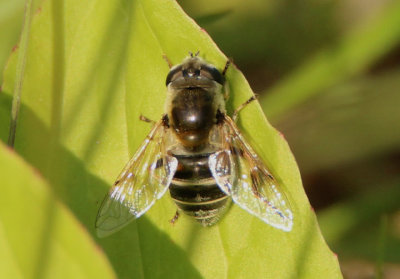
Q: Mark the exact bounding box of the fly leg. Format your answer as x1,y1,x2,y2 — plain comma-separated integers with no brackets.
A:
222,59,232,100
139,114,156,124
162,54,173,68
169,210,180,225
232,95,257,122
222,59,231,76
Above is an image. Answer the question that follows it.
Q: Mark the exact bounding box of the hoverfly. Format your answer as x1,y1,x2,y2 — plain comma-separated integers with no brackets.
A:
95,52,293,237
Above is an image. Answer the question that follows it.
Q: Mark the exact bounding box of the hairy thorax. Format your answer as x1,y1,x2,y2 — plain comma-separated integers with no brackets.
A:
170,88,216,150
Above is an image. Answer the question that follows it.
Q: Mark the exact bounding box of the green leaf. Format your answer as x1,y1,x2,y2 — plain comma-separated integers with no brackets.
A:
1,0,341,277
0,0,25,85
0,141,115,278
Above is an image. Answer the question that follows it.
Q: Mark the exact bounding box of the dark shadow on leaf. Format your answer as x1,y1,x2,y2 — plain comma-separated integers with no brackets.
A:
62,0,135,152
0,91,11,143
0,95,202,278
294,212,319,277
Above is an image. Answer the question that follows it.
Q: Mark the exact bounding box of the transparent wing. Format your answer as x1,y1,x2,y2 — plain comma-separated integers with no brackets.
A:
209,115,293,231
95,120,178,237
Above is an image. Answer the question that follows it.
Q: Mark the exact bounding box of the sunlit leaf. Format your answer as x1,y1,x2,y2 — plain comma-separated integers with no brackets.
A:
0,142,115,279
0,0,25,85
1,0,341,277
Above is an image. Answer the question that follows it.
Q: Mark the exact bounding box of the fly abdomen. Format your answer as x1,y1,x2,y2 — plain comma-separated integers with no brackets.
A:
169,152,230,226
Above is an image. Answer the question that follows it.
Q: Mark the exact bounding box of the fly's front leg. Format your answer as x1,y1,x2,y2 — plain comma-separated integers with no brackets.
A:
139,114,156,125
232,95,257,122
222,59,232,100
163,54,173,68
222,59,231,76
221,58,256,118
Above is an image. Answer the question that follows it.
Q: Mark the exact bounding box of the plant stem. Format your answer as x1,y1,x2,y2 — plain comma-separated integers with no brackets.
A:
8,0,34,147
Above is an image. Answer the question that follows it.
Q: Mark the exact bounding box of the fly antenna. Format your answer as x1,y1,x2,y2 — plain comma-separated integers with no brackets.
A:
189,51,200,58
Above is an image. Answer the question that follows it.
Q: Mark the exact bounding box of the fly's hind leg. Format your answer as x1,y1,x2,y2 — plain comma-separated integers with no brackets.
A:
232,95,257,122
169,210,180,225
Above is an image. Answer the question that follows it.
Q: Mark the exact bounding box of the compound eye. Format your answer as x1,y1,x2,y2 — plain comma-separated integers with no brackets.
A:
200,66,224,84
166,66,183,85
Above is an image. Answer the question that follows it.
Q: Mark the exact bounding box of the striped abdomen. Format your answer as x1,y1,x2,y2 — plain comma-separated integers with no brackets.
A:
169,152,230,226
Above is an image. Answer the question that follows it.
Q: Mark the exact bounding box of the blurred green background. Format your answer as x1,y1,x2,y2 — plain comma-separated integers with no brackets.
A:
1,0,400,277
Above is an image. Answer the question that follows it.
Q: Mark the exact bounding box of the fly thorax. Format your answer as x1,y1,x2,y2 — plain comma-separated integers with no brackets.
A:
169,88,216,150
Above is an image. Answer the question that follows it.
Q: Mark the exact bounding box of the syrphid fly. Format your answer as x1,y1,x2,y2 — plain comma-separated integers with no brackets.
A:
95,52,293,237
